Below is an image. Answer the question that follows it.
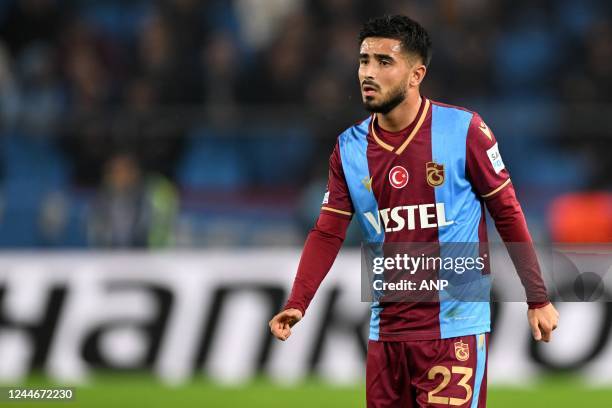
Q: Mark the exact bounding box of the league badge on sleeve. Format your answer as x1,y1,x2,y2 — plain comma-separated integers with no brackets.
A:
486,143,505,174
322,191,329,204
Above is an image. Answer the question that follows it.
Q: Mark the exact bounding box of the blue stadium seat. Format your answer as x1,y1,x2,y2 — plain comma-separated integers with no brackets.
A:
0,133,70,247
243,127,315,186
76,1,151,41
494,14,562,97
177,127,248,190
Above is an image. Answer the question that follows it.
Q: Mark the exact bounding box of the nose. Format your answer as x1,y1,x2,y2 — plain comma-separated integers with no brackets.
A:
361,64,376,80
360,73,376,90
359,62,376,81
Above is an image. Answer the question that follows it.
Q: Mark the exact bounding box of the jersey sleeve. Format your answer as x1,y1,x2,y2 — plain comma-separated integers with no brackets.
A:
283,213,350,316
467,114,550,306
465,113,512,199
320,142,354,219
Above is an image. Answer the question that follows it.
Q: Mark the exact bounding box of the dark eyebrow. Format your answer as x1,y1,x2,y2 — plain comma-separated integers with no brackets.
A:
373,53,394,61
359,53,395,60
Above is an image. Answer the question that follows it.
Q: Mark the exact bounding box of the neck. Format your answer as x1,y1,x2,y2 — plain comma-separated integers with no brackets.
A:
376,92,422,132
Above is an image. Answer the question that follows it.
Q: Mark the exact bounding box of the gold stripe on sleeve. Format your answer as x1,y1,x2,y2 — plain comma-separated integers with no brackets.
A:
321,206,352,216
481,178,511,198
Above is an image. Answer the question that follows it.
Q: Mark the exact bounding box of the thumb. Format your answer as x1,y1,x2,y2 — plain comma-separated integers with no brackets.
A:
283,309,303,325
531,322,542,341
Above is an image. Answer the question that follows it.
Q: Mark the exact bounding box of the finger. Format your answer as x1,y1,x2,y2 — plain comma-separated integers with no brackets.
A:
271,318,283,330
281,328,291,341
279,314,294,325
271,321,287,340
539,323,552,342
531,322,542,341
272,328,283,340
272,320,283,331
553,315,560,328
270,314,283,328
271,324,285,338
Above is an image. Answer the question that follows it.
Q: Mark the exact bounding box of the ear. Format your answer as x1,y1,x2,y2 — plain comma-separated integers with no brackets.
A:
409,64,427,88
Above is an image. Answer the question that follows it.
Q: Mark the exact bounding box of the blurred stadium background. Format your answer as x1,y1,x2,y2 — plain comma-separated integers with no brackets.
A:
0,0,611,407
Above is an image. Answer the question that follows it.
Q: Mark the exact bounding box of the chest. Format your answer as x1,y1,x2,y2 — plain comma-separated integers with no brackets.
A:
364,130,465,207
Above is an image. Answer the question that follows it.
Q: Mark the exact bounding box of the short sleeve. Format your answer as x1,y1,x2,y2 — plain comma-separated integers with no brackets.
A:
320,142,354,219
466,113,512,199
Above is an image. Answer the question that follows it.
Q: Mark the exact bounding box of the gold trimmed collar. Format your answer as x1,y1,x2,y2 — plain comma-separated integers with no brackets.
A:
370,98,431,155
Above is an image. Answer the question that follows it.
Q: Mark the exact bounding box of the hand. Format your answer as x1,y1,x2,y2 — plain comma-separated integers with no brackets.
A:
269,308,303,341
528,303,559,342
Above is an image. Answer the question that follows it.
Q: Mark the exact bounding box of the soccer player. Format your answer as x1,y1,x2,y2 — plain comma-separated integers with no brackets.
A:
269,15,559,407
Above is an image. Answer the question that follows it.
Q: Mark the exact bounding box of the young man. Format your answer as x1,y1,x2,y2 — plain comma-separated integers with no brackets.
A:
269,15,559,407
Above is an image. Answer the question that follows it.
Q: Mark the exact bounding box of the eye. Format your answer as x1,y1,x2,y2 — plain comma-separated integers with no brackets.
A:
380,60,391,66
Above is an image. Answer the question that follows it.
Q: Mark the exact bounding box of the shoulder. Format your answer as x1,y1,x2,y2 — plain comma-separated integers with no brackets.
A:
429,99,491,137
430,99,481,124
429,99,476,115
430,100,479,132
337,115,372,144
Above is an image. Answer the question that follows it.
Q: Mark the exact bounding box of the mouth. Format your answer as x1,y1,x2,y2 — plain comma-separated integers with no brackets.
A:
362,84,378,97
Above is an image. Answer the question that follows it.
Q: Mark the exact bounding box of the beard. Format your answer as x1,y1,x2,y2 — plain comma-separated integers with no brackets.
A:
362,80,407,114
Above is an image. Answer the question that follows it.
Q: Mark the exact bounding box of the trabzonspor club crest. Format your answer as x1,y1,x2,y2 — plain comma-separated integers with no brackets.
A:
454,340,469,361
426,161,445,187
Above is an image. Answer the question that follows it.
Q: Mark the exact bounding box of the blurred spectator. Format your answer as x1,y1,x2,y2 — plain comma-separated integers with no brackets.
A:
201,31,240,107
234,0,303,50
88,153,178,248
136,11,199,104
120,76,186,178
0,42,20,129
581,20,612,102
237,12,311,104
16,43,64,133
61,20,114,112
38,190,69,244
159,0,207,58
0,0,63,57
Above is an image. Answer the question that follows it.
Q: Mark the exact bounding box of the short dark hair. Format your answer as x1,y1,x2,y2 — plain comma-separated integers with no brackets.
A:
358,15,432,67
